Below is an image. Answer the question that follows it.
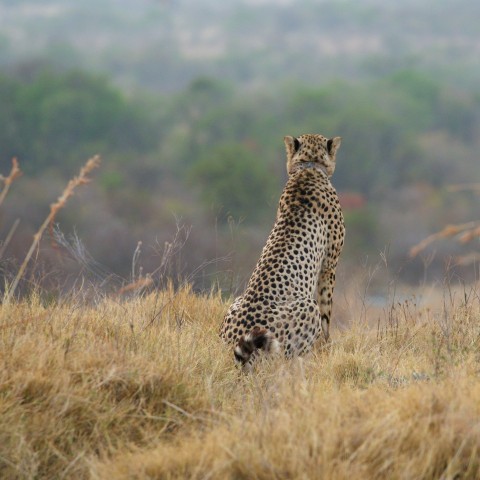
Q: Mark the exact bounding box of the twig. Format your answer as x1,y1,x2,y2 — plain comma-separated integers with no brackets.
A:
0,218,20,260
0,158,22,207
5,156,100,302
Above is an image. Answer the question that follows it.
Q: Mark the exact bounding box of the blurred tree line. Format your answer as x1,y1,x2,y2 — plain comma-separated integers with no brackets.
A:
1,66,479,290
0,69,157,175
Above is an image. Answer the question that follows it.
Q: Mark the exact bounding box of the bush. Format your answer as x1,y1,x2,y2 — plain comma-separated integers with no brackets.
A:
189,143,276,223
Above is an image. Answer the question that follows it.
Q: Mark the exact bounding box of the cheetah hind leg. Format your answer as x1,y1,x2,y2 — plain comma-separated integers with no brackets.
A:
234,326,280,372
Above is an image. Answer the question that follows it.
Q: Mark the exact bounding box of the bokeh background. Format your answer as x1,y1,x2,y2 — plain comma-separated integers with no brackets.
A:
0,0,479,295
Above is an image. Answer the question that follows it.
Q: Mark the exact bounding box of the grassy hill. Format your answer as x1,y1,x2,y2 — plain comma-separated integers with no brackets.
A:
1,284,479,479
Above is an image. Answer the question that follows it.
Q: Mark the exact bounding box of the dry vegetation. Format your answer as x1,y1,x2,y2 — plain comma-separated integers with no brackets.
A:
2,158,480,479
409,183,480,265
1,282,480,479
5,156,100,302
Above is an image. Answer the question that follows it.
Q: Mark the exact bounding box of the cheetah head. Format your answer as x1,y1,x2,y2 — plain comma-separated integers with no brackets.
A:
284,134,341,177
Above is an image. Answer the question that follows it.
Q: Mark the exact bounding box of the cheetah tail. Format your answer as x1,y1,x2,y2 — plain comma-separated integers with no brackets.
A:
234,326,279,368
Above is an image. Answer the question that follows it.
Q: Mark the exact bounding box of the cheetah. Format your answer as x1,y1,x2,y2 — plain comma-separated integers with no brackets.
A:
220,133,345,371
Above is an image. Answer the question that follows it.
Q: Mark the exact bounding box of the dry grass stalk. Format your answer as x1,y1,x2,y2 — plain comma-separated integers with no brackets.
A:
5,155,101,302
0,158,22,207
116,275,154,296
409,221,480,258
458,225,480,244
447,182,480,194
411,182,480,259
0,218,20,260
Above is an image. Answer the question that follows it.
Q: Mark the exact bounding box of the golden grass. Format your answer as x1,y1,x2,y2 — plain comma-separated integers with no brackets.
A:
1,284,480,479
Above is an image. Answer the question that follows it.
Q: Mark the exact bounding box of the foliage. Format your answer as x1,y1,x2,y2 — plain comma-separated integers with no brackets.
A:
189,143,276,222
0,69,156,175
1,66,480,282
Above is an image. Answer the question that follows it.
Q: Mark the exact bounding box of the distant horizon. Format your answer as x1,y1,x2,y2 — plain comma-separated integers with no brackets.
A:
1,0,478,93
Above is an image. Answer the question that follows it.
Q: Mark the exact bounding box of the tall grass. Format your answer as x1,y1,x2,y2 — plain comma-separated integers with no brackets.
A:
1,282,479,479
5,155,100,302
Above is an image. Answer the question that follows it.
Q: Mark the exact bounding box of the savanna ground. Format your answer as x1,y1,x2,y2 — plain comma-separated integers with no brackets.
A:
1,278,480,480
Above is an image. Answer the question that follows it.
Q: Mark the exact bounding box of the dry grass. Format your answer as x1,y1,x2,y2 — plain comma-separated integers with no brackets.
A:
1,284,480,479
0,157,22,207
410,183,480,262
409,221,480,258
5,155,100,302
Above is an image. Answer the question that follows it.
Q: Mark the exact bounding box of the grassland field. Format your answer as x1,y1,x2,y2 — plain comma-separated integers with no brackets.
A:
1,280,480,479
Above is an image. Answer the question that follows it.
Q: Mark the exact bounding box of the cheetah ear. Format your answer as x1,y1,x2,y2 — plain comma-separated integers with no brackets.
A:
285,136,301,174
284,136,301,153
293,137,301,151
327,137,341,157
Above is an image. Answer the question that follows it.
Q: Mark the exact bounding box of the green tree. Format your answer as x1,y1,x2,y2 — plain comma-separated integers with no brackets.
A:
189,143,276,223
1,69,157,174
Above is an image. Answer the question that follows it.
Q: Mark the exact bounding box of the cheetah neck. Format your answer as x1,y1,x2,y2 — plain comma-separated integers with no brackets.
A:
292,161,329,178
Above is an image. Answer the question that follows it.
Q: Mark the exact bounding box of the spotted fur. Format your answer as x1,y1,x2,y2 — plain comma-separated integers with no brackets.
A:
220,134,345,371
